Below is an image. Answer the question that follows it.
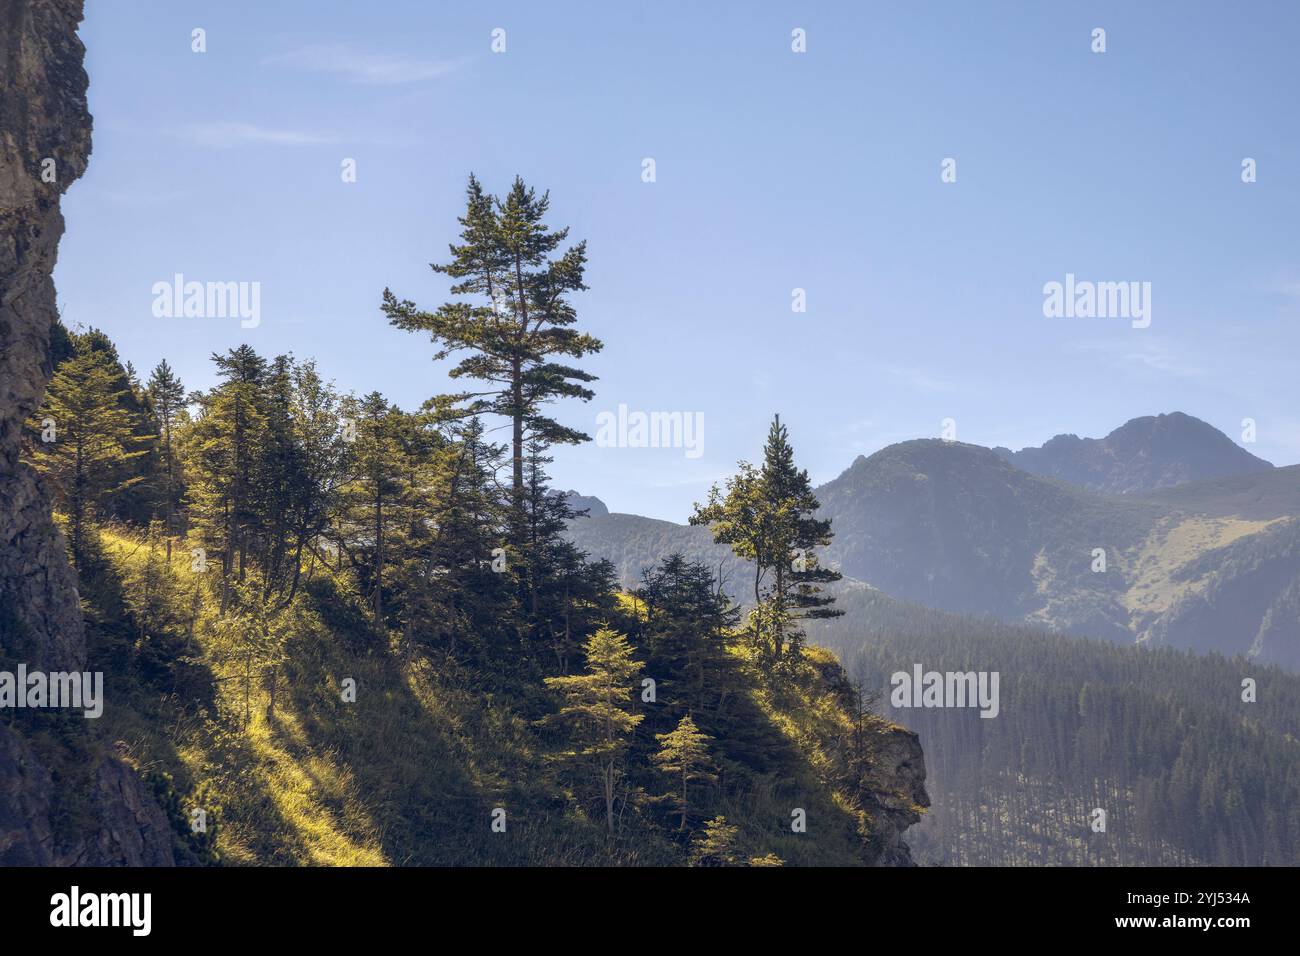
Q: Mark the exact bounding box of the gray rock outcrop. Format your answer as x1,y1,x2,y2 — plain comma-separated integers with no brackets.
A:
0,0,174,866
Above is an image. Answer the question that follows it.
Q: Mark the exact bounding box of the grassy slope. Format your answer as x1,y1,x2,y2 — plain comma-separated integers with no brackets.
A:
87,526,915,866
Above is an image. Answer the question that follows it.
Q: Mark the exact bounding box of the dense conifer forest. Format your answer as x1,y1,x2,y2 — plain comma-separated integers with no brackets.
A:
814,585,1300,866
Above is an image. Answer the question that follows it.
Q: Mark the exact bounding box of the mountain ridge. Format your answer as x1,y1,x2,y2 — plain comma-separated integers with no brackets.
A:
565,413,1300,669
992,411,1273,494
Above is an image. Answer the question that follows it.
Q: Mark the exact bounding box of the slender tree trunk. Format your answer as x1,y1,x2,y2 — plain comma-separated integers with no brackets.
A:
680,772,688,831
233,389,247,584
266,664,277,721
71,437,84,568
163,416,174,561
604,680,616,835
511,252,529,520
285,535,306,603
373,488,383,625
604,760,615,836
774,563,785,660
511,362,524,519
220,498,232,613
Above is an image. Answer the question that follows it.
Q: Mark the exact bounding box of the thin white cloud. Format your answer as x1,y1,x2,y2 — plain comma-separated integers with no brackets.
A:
264,44,466,85
177,121,338,148
1066,337,1207,379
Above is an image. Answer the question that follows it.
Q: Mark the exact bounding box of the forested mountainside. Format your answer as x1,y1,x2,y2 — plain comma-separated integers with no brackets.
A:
0,12,928,861
563,484,1300,865
1,35,929,859
992,412,1273,494
6,258,925,866
59,521,925,866
810,584,1300,866
562,424,1300,866
6,0,1292,880
570,435,1300,669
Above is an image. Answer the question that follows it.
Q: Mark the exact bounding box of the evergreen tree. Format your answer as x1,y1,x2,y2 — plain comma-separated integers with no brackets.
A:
382,175,603,538
277,360,347,603
543,545,619,676
691,415,840,670
78,328,160,524
121,519,183,643
210,578,292,726
255,356,299,598
542,627,644,835
634,553,738,712
29,341,150,565
516,443,619,669
689,815,740,866
184,346,269,609
652,714,717,831
147,359,187,554
405,414,515,664
338,392,408,627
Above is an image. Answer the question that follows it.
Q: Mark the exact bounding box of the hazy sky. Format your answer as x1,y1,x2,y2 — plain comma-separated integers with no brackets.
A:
57,1,1300,521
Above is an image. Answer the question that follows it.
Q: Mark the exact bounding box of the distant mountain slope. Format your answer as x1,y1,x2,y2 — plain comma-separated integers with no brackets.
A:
568,442,1300,669
816,441,1298,666
564,512,734,588
814,440,1159,636
1132,464,1300,519
993,412,1273,494
557,490,609,516
1144,517,1300,669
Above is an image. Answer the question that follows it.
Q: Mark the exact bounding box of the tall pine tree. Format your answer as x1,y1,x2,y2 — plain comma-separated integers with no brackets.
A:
146,359,186,555
382,174,602,539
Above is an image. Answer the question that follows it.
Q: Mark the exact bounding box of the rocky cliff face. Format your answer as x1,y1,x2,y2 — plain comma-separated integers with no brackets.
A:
0,0,174,865
858,725,928,865
808,655,929,865
0,0,89,671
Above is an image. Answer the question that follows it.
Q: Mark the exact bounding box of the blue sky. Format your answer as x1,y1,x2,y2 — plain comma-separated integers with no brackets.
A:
58,1,1300,521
